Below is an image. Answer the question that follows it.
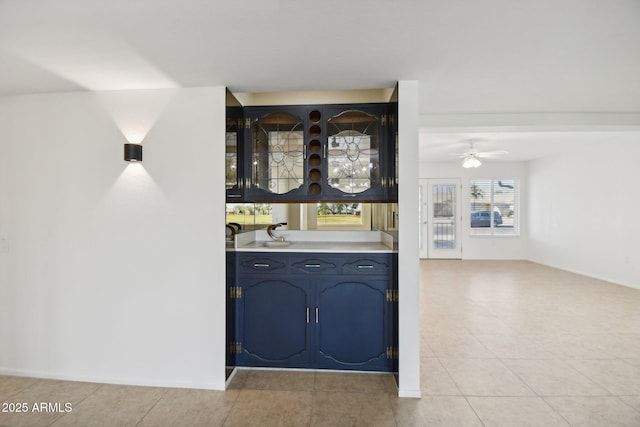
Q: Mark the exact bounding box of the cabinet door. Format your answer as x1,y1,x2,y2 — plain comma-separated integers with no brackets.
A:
387,101,398,201
236,278,312,368
315,278,391,371
391,253,399,372
245,107,307,201
226,106,245,202
323,104,387,201
226,251,236,369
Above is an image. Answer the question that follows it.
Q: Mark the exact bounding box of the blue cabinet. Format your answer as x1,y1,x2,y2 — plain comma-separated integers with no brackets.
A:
237,277,312,368
233,252,396,372
225,106,246,203
226,251,236,371
322,104,389,201
226,103,397,202
244,106,308,201
315,278,390,371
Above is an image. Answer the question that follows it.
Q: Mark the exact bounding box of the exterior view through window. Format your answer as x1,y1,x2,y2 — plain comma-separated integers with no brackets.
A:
225,203,369,228
226,203,273,226
317,203,363,225
470,179,518,236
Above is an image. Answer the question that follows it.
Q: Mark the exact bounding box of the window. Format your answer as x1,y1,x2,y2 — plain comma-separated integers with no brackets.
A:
470,179,518,236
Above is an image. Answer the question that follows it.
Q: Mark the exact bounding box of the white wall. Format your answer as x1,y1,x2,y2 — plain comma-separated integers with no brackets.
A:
397,81,421,398
0,87,228,389
420,161,528,260
528,139,640,289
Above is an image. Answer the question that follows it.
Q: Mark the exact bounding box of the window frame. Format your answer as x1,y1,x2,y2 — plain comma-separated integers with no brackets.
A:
469,179,520,237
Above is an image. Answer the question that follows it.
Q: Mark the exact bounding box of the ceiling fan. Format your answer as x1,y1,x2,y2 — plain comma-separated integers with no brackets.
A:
450,140,508,168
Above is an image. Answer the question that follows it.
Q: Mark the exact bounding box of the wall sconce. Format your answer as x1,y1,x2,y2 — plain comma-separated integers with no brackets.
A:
124,143,143,162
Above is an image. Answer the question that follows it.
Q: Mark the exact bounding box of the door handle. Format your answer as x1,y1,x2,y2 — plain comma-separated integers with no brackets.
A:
306,307,310,324
315,307,319,324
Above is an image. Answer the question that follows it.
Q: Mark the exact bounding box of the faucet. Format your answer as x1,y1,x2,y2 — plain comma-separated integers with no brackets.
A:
267,222,287,242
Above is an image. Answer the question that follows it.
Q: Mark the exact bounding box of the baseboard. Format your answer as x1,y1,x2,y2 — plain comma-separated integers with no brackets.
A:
0,367,226,391
398,389,422,398
528,259,639,290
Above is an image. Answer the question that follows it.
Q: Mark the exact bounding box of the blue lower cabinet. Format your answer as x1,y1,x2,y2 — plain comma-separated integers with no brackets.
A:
315,278,390,372
234,252,395,372
226,251,236,369
237,278,312,368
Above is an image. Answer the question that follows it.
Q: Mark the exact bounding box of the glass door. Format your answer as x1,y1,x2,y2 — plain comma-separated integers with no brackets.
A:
250,111,305,198
420,179,462,259
325,108,382,199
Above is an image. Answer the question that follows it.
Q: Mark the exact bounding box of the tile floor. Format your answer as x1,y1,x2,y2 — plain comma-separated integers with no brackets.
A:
1,260,639,426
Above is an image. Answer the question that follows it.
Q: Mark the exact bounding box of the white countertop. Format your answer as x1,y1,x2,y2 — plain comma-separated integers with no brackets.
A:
231,230,396,253
235,241,394,253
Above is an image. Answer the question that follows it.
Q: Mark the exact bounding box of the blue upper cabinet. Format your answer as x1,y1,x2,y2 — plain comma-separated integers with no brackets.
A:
323,105,387,201
387,100,398,202
244,106,308,201
230,103,396,202
225,106,245,202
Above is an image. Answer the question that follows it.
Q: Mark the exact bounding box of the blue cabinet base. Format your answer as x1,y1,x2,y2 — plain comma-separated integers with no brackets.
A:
234,252,397,372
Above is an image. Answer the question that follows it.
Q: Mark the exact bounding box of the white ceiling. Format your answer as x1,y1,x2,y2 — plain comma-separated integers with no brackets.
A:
1,0,639,160
419,130,639,163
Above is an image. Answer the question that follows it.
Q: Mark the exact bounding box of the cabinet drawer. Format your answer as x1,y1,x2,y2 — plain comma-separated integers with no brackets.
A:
290,256,339,274
237,253,287,275
341,255,392,275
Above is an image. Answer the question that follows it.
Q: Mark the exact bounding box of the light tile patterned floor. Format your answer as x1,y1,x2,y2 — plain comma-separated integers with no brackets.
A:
1,260,639,426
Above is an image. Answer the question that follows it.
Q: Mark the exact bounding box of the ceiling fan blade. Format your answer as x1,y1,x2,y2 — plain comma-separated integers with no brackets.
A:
476,150,509,158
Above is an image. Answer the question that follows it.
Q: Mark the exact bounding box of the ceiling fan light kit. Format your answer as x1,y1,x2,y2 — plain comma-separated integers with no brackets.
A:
462,156,482,168
450,139,508,168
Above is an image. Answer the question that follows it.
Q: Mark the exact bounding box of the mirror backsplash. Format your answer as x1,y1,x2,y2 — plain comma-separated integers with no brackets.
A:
226,203,397,232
